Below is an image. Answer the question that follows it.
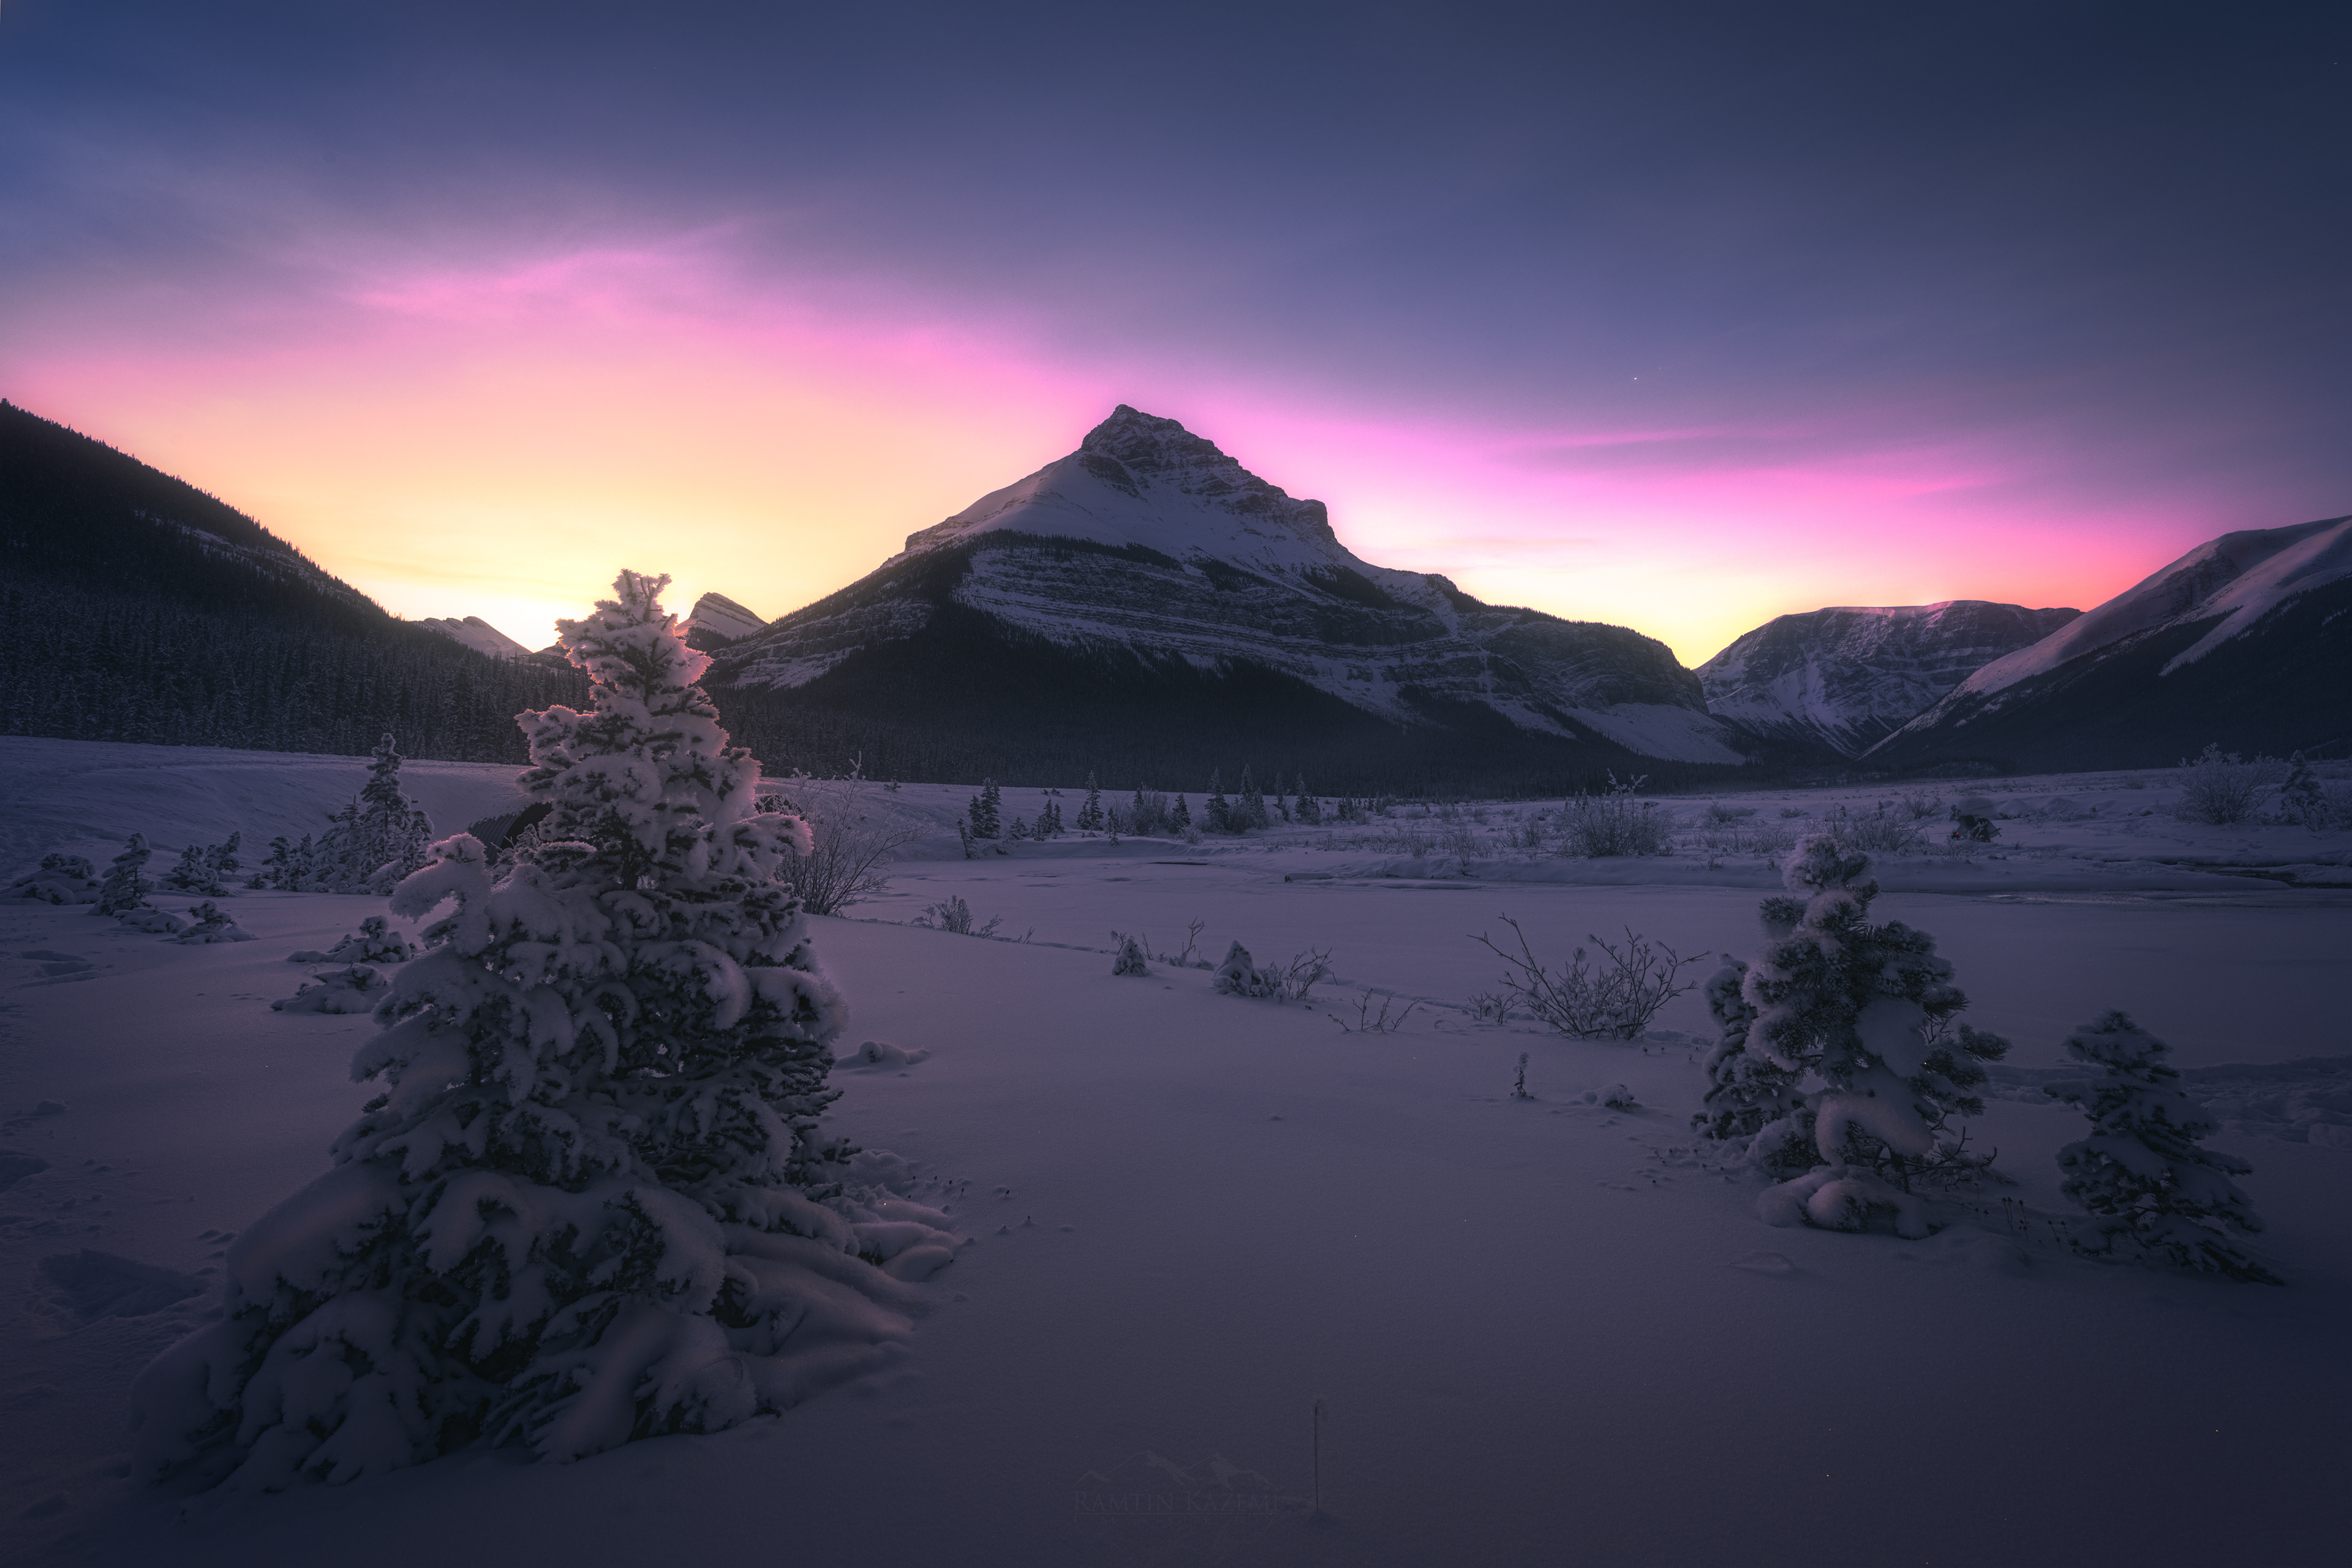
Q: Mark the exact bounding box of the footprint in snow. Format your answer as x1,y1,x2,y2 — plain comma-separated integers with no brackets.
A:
1730,1251,1798,1275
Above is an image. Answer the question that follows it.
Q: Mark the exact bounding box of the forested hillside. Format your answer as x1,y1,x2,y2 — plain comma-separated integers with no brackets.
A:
0,401,586,761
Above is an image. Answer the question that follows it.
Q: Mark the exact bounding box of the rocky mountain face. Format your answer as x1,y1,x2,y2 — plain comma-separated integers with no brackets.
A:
707,406,1746,791
418,614,532,658
684,592,767,650
1869,515,2352,772
1697,601,2081,758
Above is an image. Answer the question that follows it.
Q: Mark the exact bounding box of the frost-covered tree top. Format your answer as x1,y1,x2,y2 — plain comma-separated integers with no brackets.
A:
134,570,949,1491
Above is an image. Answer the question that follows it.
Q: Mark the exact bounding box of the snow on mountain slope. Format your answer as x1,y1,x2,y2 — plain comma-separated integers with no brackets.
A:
1937,514,2352,707
416,614,532,658
722,406,1745,766
1867,514,2352,770
1698,601,2080,758
686,591,767,646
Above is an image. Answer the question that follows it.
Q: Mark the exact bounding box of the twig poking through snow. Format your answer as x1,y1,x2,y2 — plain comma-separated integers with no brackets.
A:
1470,916,1697,1040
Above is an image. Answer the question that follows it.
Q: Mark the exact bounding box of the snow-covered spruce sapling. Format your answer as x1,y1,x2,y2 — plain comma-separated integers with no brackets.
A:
2276,752,2334,829
162,842,225,897
95,834,152,916
1293,777,1321,826
1076,773,1104,832
1728,837,2010,1238
271,963,390,1014
1110,931,1149,976
288,915,417,966
2045,1011,2278,1283
170,902,255,944
967,780,1002,839
132,571,950,1490
1204,771,1232,833
1212,940,1278,998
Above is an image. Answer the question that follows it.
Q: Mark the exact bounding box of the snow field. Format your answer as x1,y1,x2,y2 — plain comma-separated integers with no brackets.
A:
1,737,2346,1564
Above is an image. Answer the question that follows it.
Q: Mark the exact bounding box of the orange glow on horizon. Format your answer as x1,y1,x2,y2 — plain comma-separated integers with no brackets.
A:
2,239,2209,665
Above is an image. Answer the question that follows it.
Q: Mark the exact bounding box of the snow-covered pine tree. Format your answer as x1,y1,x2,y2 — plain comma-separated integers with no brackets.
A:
1294,777,1321,826
1110,931,1148,976
1236,766,1269,830
2045,1011,2277,1282
96,834,153,916
967,781,1001,839
1008,816,1030,840
1738,835,2010,1237
214,832,243,881
2277,752,2329,827
162,842,224,896
317,735,435,895
1205,770,1231,833
1076,774,1104,832
132,571,948,1490
1172,794,1191,829
1038,800,1063,838
1691,958,1806,1143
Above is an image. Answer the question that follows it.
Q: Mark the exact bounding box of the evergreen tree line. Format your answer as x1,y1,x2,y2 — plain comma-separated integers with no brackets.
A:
0,578,589,762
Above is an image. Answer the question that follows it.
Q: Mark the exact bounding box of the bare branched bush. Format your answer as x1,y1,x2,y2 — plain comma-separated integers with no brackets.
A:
1331,990,1420,1033
1271,947,1333,1001
1898,790,1947,821
1471,916,1699,1039
763,767,921,915
913,895,1000,937
1820,803,1926,854
2175,743,2278,826
1557,774,1671,858
1468,990,1516,1023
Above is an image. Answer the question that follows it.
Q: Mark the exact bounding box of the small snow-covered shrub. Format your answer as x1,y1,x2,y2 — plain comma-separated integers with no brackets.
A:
118,907,186,935
914,894,1000,937
1110,930,1150,975
287,915,417,965
95,835,153,915
271,963,390,1014
1471,917,1697,1040
1211,941,1278,998
1208,942,1333,1001
1556,775,1670,858
2045,1011,2277,1282
1777,805,1807,819
1896,790,1946,821
1702,802,1754,827
1468,990,1516,1023
1819,803,1925,854
2174,743,2276,825
10,853,99,905
169,902,254,944
2274,752,2348,829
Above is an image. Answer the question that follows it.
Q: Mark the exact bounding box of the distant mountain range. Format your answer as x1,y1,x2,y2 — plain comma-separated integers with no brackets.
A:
704,405,1745,793
1867,515,2352,771
8,393,2342,785
0,401,586,762
1697,601,2082,758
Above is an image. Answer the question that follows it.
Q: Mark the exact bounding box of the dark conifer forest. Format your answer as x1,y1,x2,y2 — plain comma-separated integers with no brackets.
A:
0,402,587,761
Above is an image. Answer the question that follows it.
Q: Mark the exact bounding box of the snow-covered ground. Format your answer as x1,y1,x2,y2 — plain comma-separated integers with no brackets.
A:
2,739,2344,1566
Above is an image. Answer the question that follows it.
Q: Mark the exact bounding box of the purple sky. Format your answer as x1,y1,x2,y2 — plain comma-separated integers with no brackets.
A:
2,2,2345,661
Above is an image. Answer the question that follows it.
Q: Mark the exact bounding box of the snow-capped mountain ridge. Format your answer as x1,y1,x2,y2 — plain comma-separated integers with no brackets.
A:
1868,514,2352,771
721,405,1744,767
1698,600,2080,758
685,591,767,646
1882,515,2352,747
417,615,532,659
